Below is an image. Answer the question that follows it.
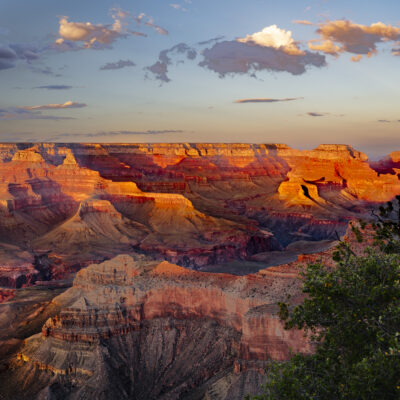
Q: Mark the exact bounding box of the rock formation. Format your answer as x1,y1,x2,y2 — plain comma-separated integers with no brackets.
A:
3,254,312,399
0,143,398,295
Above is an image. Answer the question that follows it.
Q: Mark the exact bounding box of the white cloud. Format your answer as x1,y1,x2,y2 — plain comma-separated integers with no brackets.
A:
237,25,305,55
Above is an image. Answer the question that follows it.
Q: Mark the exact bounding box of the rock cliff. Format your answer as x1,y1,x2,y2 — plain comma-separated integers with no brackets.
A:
0,143,398,293
3,254,311,399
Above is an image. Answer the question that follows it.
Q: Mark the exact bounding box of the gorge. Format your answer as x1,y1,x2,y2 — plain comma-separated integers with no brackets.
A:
0,143,399,399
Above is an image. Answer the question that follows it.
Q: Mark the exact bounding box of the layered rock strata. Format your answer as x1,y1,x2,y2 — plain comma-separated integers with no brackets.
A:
6,254,311,399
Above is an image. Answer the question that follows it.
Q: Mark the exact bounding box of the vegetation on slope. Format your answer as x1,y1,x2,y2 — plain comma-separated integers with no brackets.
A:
248,196,400,400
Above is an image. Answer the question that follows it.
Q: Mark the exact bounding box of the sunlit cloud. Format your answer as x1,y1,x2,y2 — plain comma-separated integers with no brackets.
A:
308,39,340,56
134,13,169,35
292,20,313,26
237,25,305,55
351,55,363,62
54,8,148,50
311,20,400,57
200,27,326,78
22,101,86,110
235,97,303,103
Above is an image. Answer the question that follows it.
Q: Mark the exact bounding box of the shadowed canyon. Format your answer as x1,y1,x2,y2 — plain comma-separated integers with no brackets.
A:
0,143,399,399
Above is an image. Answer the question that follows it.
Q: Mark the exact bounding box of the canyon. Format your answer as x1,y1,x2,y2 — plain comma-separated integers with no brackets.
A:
0,143,399,399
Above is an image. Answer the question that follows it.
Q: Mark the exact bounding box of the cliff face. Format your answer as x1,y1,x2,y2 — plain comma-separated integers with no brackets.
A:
5,254,311,399
0,143,399,293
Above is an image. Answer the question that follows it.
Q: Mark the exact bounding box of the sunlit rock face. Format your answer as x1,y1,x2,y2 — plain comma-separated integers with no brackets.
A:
0,142,398,292
5,254,312,399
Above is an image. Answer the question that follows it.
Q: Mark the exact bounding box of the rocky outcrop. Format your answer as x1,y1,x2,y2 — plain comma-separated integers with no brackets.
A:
0,143,398,290
5,254,311,399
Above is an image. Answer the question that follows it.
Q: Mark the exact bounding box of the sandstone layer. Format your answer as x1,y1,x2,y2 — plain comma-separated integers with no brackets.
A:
3,253,312,399
0,143,398,294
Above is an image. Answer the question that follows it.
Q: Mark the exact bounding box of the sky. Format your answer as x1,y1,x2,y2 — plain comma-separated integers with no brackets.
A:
0,0,399,158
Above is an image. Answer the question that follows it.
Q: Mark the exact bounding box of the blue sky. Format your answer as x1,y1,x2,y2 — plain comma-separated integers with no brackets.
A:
0,0,399,157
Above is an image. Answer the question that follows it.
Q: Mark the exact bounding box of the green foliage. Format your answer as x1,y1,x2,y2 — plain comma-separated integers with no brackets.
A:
248,198,400,400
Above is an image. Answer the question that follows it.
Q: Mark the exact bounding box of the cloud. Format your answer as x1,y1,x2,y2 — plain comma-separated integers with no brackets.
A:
48,129,184,140
292,20,313,26
308,39,340,56
54,9,148,50
313,20,400,56
133,13,168,35
129,30,147,37
0,46,17,70
198,36,225,46
200,34,326,77
146,43,197,82
0,43,42,70
55,16,127,49
351,55,363,62
0,108,75,120
306,112,344,117
237,25,305,55
392,46,400,56
100,59,136,70
22,101,86,110
377,119,391,123
33,85,74,90
235,97,303,103
307,112,326,117
145,18,169,35
170,4,187,12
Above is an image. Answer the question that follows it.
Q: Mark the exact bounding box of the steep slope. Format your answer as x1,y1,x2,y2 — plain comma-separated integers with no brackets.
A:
2,254,311,400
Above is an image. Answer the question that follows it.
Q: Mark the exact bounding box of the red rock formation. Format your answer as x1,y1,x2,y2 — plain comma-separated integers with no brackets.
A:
7,253,311,399
0,142,398,291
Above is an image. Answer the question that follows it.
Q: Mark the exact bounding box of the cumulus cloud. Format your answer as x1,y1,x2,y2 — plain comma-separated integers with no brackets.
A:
146,43,197,82
308,39,341,56
237,25,305,55
100,59,136,70
200,36,326,77
313,20,400,56
55,16,127,49
235,97,303,103
22,101,86,110
54,8,149,50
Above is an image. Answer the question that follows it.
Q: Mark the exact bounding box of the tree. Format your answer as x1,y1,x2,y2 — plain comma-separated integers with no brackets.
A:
248,196,400,400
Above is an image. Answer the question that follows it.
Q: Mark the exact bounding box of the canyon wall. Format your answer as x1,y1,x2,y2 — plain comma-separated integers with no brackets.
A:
0,143,399,295
4,254,312,399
